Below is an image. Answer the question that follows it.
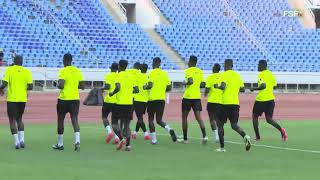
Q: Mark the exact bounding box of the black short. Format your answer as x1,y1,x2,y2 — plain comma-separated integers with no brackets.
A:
206,103,222,116
218,105,240,124
112,105,133,123
253,100,275,117
147,100,165,117
57,99,80,116
7,102,26,118
182,98,202,112
134,101,147,116
102,103,115,118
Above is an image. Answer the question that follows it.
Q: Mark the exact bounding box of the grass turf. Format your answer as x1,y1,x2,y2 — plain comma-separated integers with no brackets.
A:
0,120,318,180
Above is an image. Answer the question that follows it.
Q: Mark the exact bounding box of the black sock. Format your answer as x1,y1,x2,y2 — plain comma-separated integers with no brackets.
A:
183,128,188,141
201,127,206,138
211,124,216,131
135,122,140,132
140,122,147,132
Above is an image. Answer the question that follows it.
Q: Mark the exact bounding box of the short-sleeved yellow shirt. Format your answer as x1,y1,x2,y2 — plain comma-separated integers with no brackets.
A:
205,73,223,104
58,66,83,100
183,67,204,99
127,69,140,98
221,70,244,105
256,70,276,102
104,72,117,103
134,73,149,103
148,68,171,101
2,65,33,102
115,70,136,105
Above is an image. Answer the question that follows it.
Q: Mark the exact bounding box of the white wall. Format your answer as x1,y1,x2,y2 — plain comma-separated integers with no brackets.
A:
118,0,167,28
1,67,320,84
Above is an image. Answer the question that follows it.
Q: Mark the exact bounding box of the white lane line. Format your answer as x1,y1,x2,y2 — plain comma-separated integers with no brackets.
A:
82,126,320,154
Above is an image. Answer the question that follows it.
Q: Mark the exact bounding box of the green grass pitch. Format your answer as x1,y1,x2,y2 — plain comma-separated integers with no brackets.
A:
0,120,318,180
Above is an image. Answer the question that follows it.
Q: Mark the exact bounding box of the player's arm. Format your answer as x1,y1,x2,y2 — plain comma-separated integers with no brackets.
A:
101,83,111,91
0,81,8,96
250,83,266,92
166,84,172,92
0,69,9,95
239,87,245,93
78,81,85,90
184,77,193,86
27,83,33,91
200,82,206,88
133,86,139,94
200,70,205,88
204,87,210,97
109,83,120,96
0,81,8,90
27,71,33,91
214,82,226,90
57,79,65,89
143,82,153,90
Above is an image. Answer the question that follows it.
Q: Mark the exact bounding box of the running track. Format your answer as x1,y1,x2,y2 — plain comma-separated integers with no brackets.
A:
0,92,319,123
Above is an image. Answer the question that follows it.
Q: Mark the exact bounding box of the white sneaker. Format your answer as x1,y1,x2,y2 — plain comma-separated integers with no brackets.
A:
202,136,209,144
215,148,226,152
151,140,158,145
244,135,251,151
177,138,188,144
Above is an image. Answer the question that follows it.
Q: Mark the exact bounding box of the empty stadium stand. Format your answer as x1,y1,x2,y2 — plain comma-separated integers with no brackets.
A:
0,0,178,69
154,0,320,72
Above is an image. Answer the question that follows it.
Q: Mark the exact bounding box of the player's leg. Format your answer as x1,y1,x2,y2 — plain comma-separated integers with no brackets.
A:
252,101,262,140
132,101,140,139
53,100,66,150
122,106,133,151
102,103,119,143
70,100,81,152
7,102,20,149
133,102,149,140
140,102,150,139
155,101,177,142
181,99,191,143
216,119,225,152
192,100,207,143
112,105,122,139
16,102,26,148
228,106,251,151
264,101,287,141
102,103,112,134
207,103,219,143
123,118,131,151
115,105,127,150
147,101,157,144
215,107,226,152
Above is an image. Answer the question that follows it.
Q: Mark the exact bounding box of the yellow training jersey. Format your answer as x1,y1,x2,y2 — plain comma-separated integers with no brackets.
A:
148,68,171,101
256,70,276,102
58,66,83,100
134,73,149,103
221,70,244,105
104,72,117,103
205,73,223,104
126,68,140,98
183,67,204,99
115,70,136,105
2,65,33,102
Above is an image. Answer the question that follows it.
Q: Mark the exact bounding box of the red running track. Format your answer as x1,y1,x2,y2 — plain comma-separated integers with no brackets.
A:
0,92,319,124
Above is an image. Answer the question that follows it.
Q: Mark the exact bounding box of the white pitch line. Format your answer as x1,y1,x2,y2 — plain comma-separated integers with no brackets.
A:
82,126,320,154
